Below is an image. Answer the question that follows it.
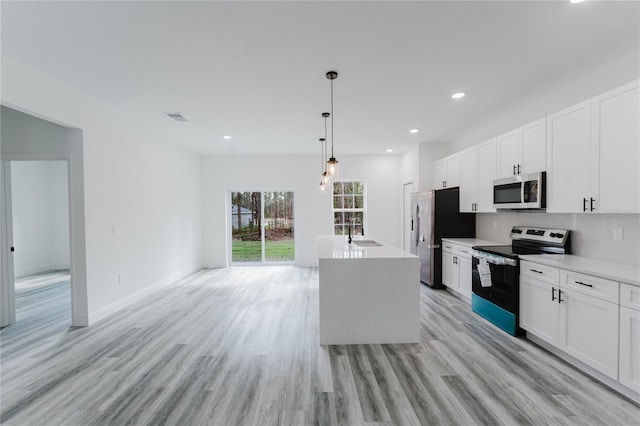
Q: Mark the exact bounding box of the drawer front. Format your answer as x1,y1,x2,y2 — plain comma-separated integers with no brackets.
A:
457,246,473,260
560,270,619,303
620,283,640,311
442,242,458,254
521,260,559,285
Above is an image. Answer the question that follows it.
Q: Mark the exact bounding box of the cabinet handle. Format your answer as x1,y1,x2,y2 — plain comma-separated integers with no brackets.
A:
558,289,564,303
513,165,516,175
444,180,447,188
583,198,587,212
590,198,595,212
443,180,446,188
517,164,521,175
460,250,468,254
445,245,452,249
530,269,543,274
453,256,458,265
574,280,593,288
552,287,556,301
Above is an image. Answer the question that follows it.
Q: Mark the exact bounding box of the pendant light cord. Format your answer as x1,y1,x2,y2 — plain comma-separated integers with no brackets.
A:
330,78,335,157
324,117,328,166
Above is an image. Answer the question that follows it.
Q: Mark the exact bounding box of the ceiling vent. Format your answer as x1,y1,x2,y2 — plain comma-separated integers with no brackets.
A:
165,112,187,122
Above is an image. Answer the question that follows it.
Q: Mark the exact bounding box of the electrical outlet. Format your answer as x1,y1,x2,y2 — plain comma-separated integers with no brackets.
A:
613,228,623,241
492,221,498,229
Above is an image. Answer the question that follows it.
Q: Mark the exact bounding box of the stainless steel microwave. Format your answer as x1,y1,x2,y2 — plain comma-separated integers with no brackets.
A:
493,172,546,210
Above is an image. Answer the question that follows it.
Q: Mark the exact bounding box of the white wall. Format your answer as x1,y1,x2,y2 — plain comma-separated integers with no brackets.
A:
11,161,70,277
2,54,203,325
400,142,448,193
202,154,403,267
477,213,640,267
449,49,640,154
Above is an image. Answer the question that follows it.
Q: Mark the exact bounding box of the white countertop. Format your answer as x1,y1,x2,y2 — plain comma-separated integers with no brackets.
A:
520,254,640,287
317,235,417,260
441,238,505,248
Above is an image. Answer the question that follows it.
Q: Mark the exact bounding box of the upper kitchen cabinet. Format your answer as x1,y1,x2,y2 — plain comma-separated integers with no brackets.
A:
433,153,460,190
497,118,546,178
546,100,592,213
460,138,497,212
591,80,639,214
547,80,639,213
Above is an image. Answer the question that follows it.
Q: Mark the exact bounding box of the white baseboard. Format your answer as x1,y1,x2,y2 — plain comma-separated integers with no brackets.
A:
15,263,69,278
88,268,199,325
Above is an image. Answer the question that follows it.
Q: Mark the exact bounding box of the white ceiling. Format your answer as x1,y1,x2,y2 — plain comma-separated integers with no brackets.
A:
2,1,639,155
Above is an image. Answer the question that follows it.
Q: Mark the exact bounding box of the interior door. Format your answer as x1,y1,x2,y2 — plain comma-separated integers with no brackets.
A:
1,161,16,327
403,183,413,253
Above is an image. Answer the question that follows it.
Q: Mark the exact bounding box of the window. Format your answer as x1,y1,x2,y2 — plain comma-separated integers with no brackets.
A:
332,180,365,235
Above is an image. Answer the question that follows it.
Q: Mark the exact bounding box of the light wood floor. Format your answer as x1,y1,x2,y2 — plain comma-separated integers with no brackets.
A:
1,266,638,425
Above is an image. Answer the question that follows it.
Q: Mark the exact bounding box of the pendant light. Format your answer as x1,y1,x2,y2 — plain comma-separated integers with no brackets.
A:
319,138,327,192
321,112,330,186
326,71,339,178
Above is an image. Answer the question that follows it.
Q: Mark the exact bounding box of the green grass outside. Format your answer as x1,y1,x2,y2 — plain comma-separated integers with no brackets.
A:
232,240,294,262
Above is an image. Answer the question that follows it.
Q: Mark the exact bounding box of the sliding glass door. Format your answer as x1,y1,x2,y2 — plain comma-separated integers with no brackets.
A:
230,191,294,264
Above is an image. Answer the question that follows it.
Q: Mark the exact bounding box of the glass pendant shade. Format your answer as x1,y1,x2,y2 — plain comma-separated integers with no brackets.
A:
322,171,330,184
320,181,326,192
327,157,339,178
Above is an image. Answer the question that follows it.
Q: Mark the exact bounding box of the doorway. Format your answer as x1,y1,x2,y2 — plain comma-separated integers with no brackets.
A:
403,182,415,252
229,191,295,264
4,161,72,330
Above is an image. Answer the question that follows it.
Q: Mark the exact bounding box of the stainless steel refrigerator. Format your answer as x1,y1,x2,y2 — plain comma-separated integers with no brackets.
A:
410,188,475,288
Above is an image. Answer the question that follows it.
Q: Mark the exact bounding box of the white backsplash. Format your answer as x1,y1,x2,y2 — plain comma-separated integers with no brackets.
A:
476,213,640,266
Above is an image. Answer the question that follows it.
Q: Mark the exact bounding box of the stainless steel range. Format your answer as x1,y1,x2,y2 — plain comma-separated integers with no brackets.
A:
470,226,571,336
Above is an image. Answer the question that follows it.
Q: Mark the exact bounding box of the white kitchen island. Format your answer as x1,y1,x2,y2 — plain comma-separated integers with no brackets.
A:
318,235,420,345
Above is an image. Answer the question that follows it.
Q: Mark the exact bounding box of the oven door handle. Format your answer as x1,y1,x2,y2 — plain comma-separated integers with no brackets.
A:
471,250,518,267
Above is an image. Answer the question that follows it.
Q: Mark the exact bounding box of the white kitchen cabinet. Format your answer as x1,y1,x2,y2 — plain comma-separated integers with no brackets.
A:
520,261,620,380
459,147,477,213
497,130,520,178
442,242,473,299
476,139,497,212
459,139,497,212
591,80,640,214
520,269,560,346
558,287,619,380
458,255,472,300
497,118,546,179
433,153,460,190
619,283,640,393
546,100,592,213
442,250,458,290
547,80,639,213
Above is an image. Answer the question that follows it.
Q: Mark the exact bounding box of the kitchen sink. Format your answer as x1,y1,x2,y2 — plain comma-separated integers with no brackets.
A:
352,240,382,247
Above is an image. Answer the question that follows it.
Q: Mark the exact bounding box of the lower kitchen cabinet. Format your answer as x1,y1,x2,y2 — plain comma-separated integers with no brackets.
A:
442,242,473,300
558,288,619,380
619,284,640,393
458,255,472,299
520,276,559,346
442,250,458,291
520,262,620,380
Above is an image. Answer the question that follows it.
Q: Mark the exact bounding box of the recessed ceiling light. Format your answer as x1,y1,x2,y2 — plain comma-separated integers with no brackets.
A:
570,0,585,3
386,149,393,153
223,135,232,140
451,92,465,99
409,129,419,134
